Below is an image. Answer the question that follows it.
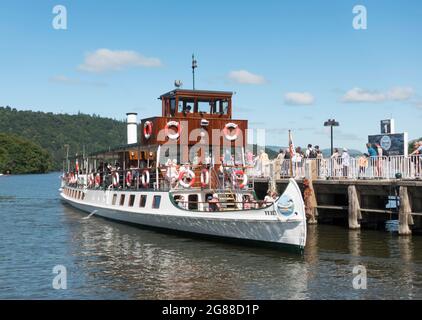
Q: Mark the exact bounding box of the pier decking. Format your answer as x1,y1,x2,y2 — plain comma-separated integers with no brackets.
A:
252,157,422,235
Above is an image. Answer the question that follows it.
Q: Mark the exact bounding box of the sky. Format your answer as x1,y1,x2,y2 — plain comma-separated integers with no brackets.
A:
0,0,421,151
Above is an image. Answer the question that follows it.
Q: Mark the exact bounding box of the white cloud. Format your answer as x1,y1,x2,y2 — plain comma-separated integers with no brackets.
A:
49,75,107,87
284,92,315,105
387,87,414,100
228,70,266,85
78,49,162,73
342,87,414,103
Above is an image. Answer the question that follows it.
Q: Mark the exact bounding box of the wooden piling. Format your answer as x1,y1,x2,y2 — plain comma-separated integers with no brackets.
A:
399,186,413,236
348,185,361,229
308,179,318,224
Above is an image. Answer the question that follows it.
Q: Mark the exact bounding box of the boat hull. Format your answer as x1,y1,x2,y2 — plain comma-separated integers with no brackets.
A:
60,179,307,250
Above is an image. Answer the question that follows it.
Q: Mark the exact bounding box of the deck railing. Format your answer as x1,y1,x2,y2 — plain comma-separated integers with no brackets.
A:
249,155,422,180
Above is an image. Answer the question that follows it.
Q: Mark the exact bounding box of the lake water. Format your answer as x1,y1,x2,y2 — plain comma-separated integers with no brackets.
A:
0,173,421,299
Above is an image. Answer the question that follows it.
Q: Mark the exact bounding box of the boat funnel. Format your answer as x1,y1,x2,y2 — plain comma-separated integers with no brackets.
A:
126,112,138,145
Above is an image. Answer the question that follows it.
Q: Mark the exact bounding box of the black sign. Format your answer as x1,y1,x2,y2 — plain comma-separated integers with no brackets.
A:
368,134,407,156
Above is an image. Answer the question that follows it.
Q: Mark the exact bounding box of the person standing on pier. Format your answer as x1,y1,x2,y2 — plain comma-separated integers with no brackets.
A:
341,148,350,178
366,143,378,178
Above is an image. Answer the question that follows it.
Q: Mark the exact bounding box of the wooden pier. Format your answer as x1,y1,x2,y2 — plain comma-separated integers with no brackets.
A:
253,178,422,235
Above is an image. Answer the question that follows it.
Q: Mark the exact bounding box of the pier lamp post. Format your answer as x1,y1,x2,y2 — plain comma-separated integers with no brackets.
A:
324,119,339,156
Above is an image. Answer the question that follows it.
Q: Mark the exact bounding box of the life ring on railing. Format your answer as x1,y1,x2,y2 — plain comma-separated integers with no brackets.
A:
178,169,196,189
223,123,241,141
233,170,248,189
126,171,133,187
200,169,210,188
141,170,150,188
165,121,181,140
95,174,101,187
112,172,119,188
143,121,153,140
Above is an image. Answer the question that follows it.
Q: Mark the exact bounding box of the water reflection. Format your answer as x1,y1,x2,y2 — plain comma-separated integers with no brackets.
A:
2,173,422,299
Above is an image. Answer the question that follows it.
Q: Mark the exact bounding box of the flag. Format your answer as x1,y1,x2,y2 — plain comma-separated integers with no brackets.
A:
288,130,296,158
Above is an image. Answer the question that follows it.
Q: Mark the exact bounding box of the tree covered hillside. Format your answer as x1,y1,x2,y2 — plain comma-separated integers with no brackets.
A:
0,107,127,171
0,133,52,174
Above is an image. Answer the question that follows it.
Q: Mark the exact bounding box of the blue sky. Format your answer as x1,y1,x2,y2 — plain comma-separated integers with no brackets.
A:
1,0,421,151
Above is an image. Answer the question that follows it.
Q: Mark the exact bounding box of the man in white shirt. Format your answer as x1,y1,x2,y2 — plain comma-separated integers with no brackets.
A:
341,148,350,178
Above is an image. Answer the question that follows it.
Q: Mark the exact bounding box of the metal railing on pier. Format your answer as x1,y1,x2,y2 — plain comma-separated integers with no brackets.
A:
249,155,422,180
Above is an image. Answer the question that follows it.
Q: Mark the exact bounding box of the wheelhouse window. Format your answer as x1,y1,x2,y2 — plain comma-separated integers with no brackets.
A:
139,195,147,208
112,194,117,205
197,100,212,114
152,195,161,209
178,98,195,113
170,99,176,117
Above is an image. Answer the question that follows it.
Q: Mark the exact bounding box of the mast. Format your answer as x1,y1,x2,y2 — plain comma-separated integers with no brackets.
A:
192,54,197,90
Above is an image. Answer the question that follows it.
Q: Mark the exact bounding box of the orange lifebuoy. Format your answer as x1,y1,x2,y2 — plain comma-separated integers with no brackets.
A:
143,121,153,140
165,121,181,140
223,123,241,141
178,170,196,188
126,171,132,187
233,170,248,189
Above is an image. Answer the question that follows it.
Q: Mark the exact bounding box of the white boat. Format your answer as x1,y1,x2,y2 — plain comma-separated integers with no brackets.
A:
60,87,307,251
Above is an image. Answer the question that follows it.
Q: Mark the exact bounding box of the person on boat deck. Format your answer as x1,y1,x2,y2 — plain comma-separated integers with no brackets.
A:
177,195,188,210
263,190,274,205
243,195,252,210
208,194,221,212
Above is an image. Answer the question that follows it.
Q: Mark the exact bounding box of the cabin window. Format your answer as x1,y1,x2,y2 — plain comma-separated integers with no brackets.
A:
129,194,135,207
178,98,195,113
139,195,147,208
152,195,161,209
120,195,126,206
81,193,85,200
197,100,212,114
112,194,117,205
188,194,198,210
170,99,176,117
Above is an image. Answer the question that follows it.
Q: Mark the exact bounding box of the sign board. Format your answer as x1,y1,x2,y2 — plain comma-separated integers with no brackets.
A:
380,119,395,134
368,133,408,156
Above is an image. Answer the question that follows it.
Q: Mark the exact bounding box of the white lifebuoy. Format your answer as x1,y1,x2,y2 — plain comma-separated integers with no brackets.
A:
233,170,248,189
112,172,119,187
223,123,241,141
178,169,196,189
126,171,132,187
143,121,153,140
200,169,210,188
141,170,150,188
165,121,181,140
